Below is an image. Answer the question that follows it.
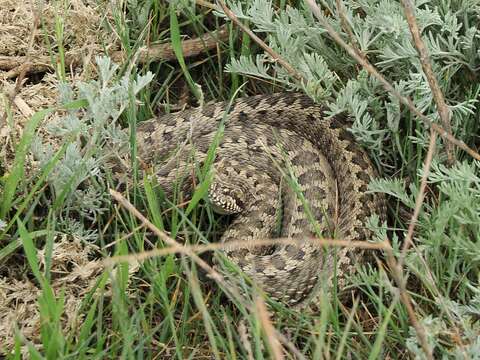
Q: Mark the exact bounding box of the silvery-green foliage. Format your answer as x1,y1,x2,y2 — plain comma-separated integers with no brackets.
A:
406,295,480,359
228,55,291,84
221,0,479,152
222,0,479,353
368,99,480,356
46,113,88,137
416,160,480,260
223,0,339,100
371,160,480,263
126,0,153,38
34,56,153,227
406,316,444,360
72,185,110,222
368,177,416,208
59,217,99,243
298,53,337,100
51,143,100,195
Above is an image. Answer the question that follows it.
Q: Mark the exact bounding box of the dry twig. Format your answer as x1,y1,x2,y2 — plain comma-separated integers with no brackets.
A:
111,26,229,64
255,297,285,360
399,0,454,164
274,331,308,360
109,189,229,289
304,0,480,162
109,188,310,357
238,320,255,360
216,0,306,82
105,236,388,265
384,239,434,360
0,28,229,79
195,0,219,10
400,129,436,264
301,1,439,357
335,0,365,60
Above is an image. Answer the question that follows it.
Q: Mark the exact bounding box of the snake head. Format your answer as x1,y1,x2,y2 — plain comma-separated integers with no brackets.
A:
208,181,245,215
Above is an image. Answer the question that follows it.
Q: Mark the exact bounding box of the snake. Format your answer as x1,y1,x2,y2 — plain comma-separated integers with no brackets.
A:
133,92,384,307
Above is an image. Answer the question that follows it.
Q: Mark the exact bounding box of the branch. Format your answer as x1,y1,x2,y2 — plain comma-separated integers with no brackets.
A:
109,188,307,358
0,27,229,79
255,297,285,360
400,129,436,265
105,236,388,265
304,0,480,161
335,0,365,61
400,0,454,165
384,239,434,360
302,1,438,358
109,189,241,301
216,0,306,82
110,26,229,63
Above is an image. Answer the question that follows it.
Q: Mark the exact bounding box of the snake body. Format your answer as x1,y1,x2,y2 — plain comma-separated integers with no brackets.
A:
135,93,384,307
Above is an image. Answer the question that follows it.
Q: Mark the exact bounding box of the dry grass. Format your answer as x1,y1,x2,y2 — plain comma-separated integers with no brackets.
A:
0,236,105,351
0,1,118,353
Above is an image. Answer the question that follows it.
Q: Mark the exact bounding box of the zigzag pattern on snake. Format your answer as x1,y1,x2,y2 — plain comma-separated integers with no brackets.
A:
134,92,384,307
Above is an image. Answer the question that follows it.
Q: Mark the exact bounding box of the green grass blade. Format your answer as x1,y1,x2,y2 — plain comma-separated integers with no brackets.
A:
144,176,165,230
54,9,66,81
17,219,43,284
169,3,202,102
369,298,398,360
0,108,52,219
184,173,212,217
188,271,222,360
0,141,68,245
0,230,50,263
0,98,86,224
335,299,359,360
76,298,99,357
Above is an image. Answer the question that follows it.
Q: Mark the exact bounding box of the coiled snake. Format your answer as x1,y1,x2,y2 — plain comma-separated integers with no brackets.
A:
135,93,384,307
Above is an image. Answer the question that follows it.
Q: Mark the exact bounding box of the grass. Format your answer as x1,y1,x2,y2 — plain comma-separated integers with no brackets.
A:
1,0,479,359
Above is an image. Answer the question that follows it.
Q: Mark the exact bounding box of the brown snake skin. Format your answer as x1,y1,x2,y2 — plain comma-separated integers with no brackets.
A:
135,92,384,307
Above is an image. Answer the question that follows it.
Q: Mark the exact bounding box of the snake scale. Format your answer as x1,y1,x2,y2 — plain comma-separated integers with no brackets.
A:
134,92,384,307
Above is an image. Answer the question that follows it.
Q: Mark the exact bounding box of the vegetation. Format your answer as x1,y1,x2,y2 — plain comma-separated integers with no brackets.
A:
0,0,479,358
